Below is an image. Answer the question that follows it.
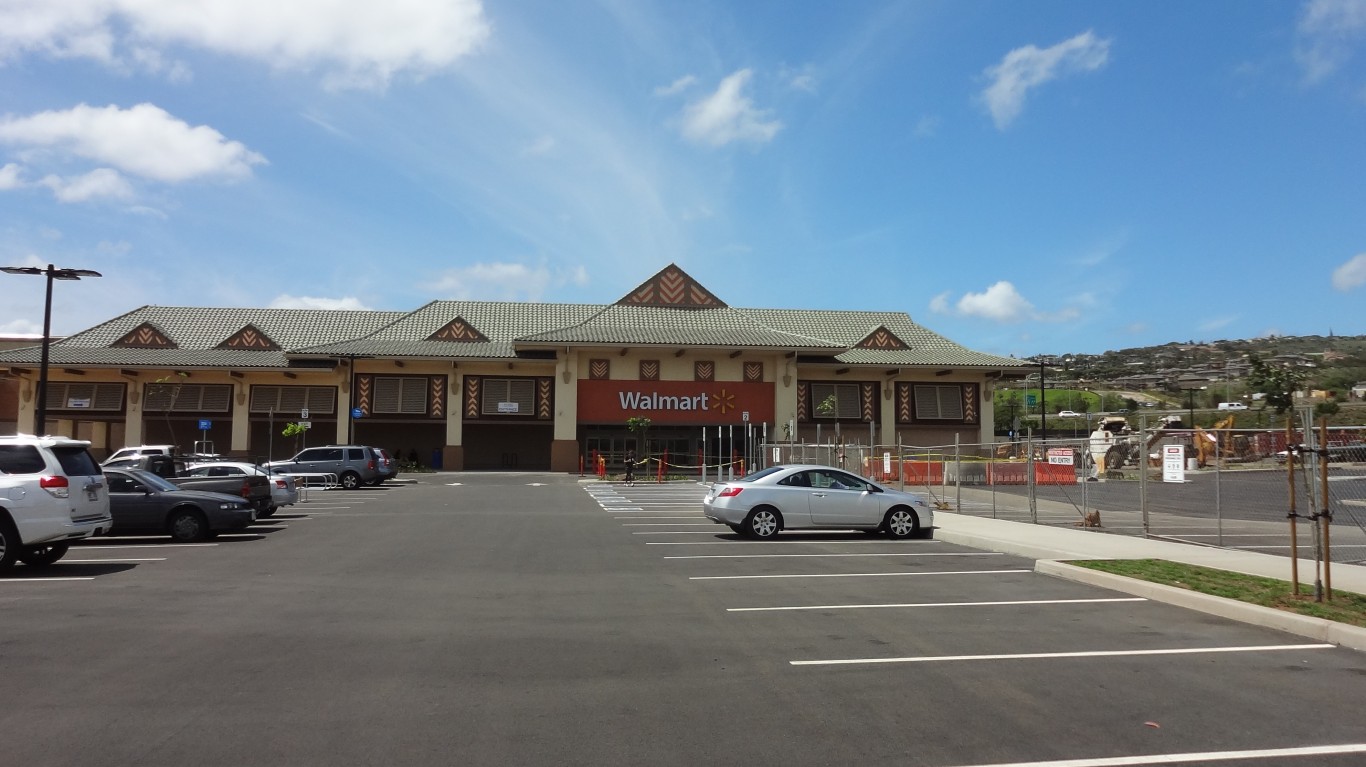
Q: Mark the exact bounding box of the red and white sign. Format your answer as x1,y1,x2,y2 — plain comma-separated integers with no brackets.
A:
1046,447,1074,466
577,380,774,425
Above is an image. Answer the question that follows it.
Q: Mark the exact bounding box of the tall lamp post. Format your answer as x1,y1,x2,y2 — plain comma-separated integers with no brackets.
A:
1,264,102,436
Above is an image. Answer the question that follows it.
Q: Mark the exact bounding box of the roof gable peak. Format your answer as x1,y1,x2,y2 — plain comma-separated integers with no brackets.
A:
616,263,726,310
428,316,490,343
856,325,909,350
219,323,280,350
113,321,177,349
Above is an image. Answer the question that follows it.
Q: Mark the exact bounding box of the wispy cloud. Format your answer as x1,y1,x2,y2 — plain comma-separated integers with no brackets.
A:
679,69,782,147
0,0,492,90
40,168,134,202
0,103,266,193
654,75,697,96
980,30,1111,129
1332,252,1366,290
1197,315,1239,332
1295,0,1366,83
932,282,1083,324
268,295,374,310
427,261,587,301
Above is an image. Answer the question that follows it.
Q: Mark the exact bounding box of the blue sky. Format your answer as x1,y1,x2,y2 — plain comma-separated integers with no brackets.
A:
2,0,1364,358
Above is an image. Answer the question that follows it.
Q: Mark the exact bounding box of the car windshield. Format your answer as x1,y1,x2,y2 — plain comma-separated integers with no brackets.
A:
124,470,180,492
739,465,788,482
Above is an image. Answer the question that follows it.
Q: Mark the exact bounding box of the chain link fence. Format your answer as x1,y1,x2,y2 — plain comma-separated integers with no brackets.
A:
759,414,1366,566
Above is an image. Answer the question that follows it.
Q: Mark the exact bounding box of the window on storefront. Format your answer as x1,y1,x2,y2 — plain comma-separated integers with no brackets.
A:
481,378,535,416
809,383,861,419
144,383,231,412
913,384,965,420
45,382,125,411
373,377,428,414
250,385,337,414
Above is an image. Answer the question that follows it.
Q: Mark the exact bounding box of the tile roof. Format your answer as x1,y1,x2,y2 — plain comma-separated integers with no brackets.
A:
0,278,1027,371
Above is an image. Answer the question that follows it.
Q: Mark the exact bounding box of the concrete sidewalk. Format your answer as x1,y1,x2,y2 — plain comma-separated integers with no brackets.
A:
934,510,1366,652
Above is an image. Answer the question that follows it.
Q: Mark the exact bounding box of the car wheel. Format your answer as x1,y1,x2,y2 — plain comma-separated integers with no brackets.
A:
259,506,277,519
18,543,70,567
340,471,362,490
168,508,210,543
883,507,921,539
727,524,744,535
0,519,20,571
742,507,781,539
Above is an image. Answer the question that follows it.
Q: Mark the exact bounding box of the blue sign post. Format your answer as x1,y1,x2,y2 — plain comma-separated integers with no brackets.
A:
352,407,363,419
198,419,211,431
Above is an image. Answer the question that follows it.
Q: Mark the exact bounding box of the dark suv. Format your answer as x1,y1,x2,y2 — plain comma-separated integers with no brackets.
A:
265,445,380,490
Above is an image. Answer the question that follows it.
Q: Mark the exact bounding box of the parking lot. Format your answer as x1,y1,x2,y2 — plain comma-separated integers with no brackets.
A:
3,474,1366,766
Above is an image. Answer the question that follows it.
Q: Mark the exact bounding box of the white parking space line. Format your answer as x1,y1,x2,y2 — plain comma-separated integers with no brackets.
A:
1,577,96,583
666,552,1003,560
1162,534,1287,538
623,523,720,527
633,530,733,535
73,543,219,549
615,516,704,520
692,569,1031,581
60,558,167,563
728,597,1146,612
790,643,1334,667
1235,544,1366,549
941,743,1366,767
647,540,944,545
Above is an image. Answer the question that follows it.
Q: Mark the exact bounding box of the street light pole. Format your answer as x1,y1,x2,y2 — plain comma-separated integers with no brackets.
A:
1,264,102,436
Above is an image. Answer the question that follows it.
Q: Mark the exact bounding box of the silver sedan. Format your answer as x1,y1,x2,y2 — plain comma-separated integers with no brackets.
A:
703,464,934,540
185,462,299,516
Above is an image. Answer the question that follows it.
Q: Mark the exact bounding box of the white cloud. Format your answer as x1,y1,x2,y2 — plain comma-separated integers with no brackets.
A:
654,75,697,97
521,135,557,157
1332,252,1366,290
1296,0,1366,82
39,168,135,202
1197,315,1239,333
981,30,1111,129
0,0,491,89
679,69,782,147
0,162,24,189
267,294,374,310
429,262,556,301
928,291,951,314
956,281,1037,322
0,103,266,184
913,115,940,138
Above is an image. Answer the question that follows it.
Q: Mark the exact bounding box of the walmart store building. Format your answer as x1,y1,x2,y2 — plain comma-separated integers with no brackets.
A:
0,265,1028,471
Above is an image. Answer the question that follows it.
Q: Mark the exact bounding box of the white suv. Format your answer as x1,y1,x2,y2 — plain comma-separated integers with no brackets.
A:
0,435,112,570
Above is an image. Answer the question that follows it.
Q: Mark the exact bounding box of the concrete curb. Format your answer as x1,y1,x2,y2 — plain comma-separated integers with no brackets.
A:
1037,560,1366,653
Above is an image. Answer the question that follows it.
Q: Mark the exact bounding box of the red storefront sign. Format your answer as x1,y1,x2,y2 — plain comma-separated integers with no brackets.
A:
577,380,774,425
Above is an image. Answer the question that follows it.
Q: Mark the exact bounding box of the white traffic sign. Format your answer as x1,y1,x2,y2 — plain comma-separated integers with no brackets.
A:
301,408,309,419
1046,447,1074,466
298,420,312,429
1163,445,1185,483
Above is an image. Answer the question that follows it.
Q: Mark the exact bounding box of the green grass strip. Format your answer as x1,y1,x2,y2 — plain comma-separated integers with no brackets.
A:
1070,559,1366,628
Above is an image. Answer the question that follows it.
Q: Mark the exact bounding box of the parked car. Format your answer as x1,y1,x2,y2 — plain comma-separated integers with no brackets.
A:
265,445,380,490
703,464,934,539
103,444,177,466
103,468,255,542
0,434,113,570
184,462,299,515
369,448,397,485
100,454,273,515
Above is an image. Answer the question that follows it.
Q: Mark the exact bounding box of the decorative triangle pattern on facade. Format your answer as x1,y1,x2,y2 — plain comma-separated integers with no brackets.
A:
616,264,726,309
113,322,177,349
218,324,280,350
856,326,909,350
428,317,489,343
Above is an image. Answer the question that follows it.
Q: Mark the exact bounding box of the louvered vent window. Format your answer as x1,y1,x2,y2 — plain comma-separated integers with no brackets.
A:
373,377,428,414
144,384,232,412
914,385,964,420
809,383,861,419
46,382,126,412
481,378,535,416
250,386,337,414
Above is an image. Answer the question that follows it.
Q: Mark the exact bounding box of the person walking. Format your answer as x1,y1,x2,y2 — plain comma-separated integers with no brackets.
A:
624,449,636,486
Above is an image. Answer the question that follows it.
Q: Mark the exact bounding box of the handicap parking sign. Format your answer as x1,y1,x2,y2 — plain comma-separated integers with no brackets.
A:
198,419,212,430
